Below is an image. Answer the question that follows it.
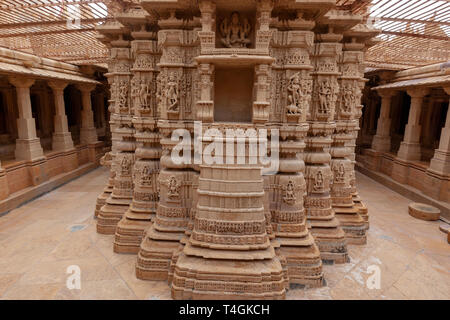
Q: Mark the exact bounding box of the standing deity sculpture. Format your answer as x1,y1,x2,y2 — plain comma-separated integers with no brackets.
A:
166,73,179,112
342,83,355,113
318,80,332,114
139,80,150,110
287,72,302,114
118,80,129,111
220,12,251,48
131,78,140,110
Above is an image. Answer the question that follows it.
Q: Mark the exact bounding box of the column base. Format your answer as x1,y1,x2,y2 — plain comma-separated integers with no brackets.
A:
429,149,450,176
114,207,154,254
171,253,286,300
15,138,44,161
52,132,74,152
371,135,391,153
80,127,98,145
308,218,349,264
0,168,8,200
397,141,421,161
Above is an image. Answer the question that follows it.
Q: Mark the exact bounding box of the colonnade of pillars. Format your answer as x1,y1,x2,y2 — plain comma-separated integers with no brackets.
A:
371,85,450,176
3,76,99,163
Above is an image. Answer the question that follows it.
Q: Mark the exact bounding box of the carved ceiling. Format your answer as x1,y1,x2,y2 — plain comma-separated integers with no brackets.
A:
0,0,448,69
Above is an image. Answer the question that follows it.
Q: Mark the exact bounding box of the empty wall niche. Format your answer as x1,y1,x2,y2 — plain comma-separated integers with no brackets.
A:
214,67,253,123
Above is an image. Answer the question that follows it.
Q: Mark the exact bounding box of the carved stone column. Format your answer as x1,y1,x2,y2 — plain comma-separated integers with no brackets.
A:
331,40,366,245
9,77,44,161
48,81,74,151
305,30,348,263
77,84,98,145
269,21,323,287
94,49,116,218
429,86,450,175
372,90,395,152
97,34,135,234
115,19,162,253
137,14,199,280
397,88,429,161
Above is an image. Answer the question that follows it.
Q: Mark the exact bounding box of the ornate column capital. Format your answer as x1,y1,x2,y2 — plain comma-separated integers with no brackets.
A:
377,89,396,98
48,81,69,91
76,83,97,93
407,87,430,99
443,86,450,95
9,76,35,89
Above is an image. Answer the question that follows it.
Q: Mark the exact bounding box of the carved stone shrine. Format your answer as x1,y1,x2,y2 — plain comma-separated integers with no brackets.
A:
95,0,377,300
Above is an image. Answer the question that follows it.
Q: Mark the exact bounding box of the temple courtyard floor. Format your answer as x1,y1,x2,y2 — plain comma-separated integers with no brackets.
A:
0,167,448,300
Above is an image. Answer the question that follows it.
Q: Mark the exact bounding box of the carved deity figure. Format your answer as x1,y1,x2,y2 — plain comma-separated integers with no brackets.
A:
283,180,296,204
287,72,303,114
118,80,128,111
313,170,324,191
166,73,179,112
131,78,140,110
334,163,345,183
140,165,153,186
220,12,251,48
167,176,180,199
120,156,132,176
318,80,332,114
342,83,355,113
139,80,150,109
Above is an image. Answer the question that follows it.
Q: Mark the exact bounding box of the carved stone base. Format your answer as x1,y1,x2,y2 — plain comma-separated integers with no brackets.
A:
94,187,112,218
309,218,349,264
171,253,286,300
277,238,324,288
15,138,44,161
353,194,369,230
114,208,154,253
334,207,367,245
136,238,180,280
97,197,131,234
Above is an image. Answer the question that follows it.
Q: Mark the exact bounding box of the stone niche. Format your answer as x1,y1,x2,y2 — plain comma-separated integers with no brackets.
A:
214,66,254,122
216,9,256,49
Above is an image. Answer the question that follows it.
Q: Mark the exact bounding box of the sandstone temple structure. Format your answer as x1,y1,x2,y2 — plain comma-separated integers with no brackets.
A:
0,48,110,214
92,0,380,299
357,62,450,221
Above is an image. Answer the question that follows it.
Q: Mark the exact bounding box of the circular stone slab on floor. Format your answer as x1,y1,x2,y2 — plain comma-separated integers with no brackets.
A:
408,203,440,221
439,223,450,234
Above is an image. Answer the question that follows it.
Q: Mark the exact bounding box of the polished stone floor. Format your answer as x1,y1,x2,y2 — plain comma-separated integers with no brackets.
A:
0,167,448,300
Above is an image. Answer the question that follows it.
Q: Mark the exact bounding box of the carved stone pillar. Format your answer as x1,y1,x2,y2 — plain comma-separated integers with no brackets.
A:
305,30,348,263
372,90,395,152
9,77,44,161
94,54,116,218
77,84,98,145
115,19,162,253
137,15,199,280
331,40,366,245
397,88,429,161
48,81,74,151
429,87,450,175
97,34,135,234
268,23,323,287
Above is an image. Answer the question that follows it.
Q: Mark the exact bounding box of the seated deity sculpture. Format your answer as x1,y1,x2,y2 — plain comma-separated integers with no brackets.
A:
220,11,251,48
